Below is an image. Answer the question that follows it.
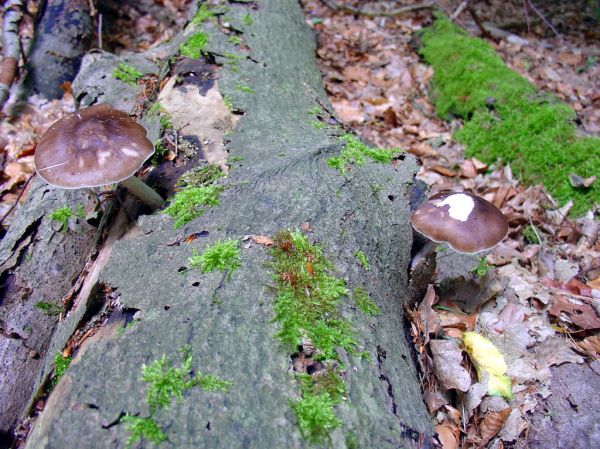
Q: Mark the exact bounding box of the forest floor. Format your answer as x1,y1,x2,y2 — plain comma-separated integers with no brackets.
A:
0,1,599,449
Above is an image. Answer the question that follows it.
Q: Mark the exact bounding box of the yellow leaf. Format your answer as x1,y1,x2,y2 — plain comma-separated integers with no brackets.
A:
463,332,512,399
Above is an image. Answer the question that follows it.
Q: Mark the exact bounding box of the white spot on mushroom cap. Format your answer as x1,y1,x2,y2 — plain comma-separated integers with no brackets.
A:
120,147,139,158
434,193,474,222
97,150,111,167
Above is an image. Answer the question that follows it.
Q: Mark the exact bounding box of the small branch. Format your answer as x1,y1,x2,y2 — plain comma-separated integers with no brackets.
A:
522,0,531,33
467,6,494,40
525,0,561,39
0,0,23,110
450,0,469,21
320,0,437,18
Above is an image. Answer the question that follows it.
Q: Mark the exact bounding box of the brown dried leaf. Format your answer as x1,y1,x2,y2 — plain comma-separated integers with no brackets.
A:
246,235,275,247
548,294,600,330
430,165,457,177
479,408,512,444
418,284,441,344
435,423,459,449
574,334,600,358
429,339,472,392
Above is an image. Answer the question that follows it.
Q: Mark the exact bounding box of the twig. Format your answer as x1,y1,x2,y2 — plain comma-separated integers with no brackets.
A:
450,0,469,21
467,6,494,40
0,0,23,110
0,172,34,227
525,0,561,39
522,0,531,33
98,13,103,49
320,0,437,18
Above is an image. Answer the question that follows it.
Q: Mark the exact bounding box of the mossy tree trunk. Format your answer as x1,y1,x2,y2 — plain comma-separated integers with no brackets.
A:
2,1,434,448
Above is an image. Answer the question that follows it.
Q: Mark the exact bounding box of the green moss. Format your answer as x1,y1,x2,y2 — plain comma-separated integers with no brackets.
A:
269,231,361,443
180,32,209,59
51,353,71,388
123,348,231,447
308,106,322,116
228,35,242,45
191,3,214,25
327,134,402,176
178,165,224,188
310,120,326,130
470,257,493,277
346,431,359,449
291,393,342,443
223,95,233,111
523,224,540,245
353,251,370,270
242,14,253,26
197,374,232,392
35,301,63,316
49,206,74,232
420,16,600,215
122,415,167,447
164,185,223,228
113,63,142,86
352,288,380,317
189,239,241,276
234,83,254,94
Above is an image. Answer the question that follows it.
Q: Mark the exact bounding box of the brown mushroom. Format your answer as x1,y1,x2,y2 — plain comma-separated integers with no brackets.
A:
410,191,508,268
34,104,164,209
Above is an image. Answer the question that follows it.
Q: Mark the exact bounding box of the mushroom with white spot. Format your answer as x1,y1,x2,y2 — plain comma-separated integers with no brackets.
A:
410,191,509,269
34,104,164,210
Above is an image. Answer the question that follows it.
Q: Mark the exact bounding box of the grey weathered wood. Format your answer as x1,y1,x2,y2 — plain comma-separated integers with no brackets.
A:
17,1,434,448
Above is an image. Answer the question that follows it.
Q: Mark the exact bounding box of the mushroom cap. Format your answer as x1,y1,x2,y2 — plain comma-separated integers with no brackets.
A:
410,191,509,253
34,104,154,189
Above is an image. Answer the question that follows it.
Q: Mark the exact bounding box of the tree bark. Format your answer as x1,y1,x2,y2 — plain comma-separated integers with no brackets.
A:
5,1,434,448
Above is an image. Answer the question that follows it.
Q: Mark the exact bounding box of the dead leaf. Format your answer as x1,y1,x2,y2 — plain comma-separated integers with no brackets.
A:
424,390,448,414
569,173,596,188
534,335,584,367
418,285,441,344
429,339,471,392
430,165,457,177
479,408,512,445
244,235,275,247
548,294,600,330
574,334,600,358
460,159,477,178
382,107,398,127
435,423,459,449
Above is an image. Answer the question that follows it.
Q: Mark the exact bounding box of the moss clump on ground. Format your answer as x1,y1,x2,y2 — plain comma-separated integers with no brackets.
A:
327,134,402,176
420,16,600,215
113,63,142,86
189,239,241,276
164,185,223,228
191,3,214,25
122,348,231,447
35,301,63,316
269,231,361,443
180,32,209,59
352,288,380,317
177,165,224,188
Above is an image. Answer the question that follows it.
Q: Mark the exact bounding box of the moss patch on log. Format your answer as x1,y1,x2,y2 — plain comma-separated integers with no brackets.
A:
420,16,600,215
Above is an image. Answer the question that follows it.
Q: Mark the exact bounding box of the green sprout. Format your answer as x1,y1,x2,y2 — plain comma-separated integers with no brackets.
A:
189,239,241,276
180,32,209,59
49,206,74,232
191,4,214,25
242,14,253,26
234,83,254,94
35,301,63,316
354,250,370,270
122,415,167,448
113,63,142,86
327,134,402,176
353,288,380,317
471,257,493,278
164,185,223,228
51,353,72,388
228,35,242,45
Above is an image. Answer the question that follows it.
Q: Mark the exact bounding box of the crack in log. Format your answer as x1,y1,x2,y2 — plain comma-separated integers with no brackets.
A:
376,345,434,449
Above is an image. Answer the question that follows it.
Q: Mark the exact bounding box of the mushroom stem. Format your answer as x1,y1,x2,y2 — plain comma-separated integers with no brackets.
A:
410,240,438,271
120,176,164,210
